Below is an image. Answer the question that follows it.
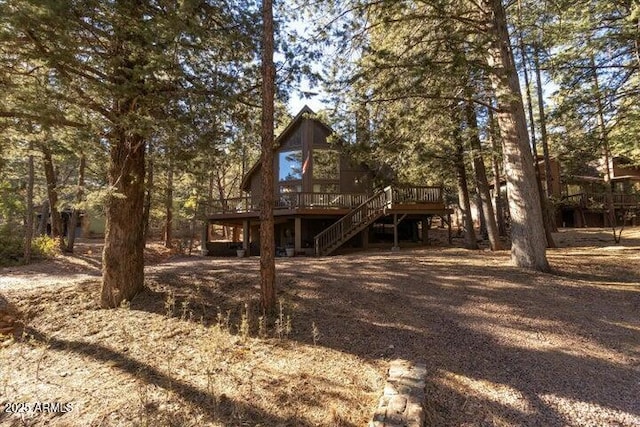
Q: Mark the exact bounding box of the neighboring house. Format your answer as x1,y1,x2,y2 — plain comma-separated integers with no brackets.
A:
540,156,640,227
35,206,106,238
205,106,452,256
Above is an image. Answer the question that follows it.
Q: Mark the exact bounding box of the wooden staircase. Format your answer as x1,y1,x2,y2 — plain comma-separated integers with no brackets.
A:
314,187,393,256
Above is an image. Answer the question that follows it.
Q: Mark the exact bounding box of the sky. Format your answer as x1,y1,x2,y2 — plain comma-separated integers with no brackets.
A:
288,91,326,115
283,13,332,116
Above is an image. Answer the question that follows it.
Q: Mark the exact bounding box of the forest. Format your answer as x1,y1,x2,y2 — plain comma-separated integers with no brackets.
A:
1,1,639,426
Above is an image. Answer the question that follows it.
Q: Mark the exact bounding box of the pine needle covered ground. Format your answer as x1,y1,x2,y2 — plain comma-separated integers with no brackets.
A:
1,228,639,426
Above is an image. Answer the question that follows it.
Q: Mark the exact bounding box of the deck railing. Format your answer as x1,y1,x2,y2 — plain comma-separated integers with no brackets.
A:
206,192,368,215
314,187,392,256
561,192,640,208
206,186,445,216
207,197,254,214
274,192,368,210
391,186,443,204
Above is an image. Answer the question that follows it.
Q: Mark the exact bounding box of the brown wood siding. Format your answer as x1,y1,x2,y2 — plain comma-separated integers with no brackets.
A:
340,157,368,194
250,167,262,206
613,162,640,179
281,124,303,150
244,112,370,198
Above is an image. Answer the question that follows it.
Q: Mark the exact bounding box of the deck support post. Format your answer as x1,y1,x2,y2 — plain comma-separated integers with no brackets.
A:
422,216,429,246
392,213,400,251
242,220,250,255
294,217,302,254
362,226,369,249
202,221,209,256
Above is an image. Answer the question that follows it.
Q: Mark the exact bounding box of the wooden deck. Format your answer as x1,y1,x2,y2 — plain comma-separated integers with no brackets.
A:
207,186,449,222
206,186,453,256
560,192,640,209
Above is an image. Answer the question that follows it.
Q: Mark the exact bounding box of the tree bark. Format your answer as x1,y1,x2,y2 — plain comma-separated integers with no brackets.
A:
533,48,558,233
101,129,146,307
101,3,148,308
66,152,85,253
259,0,277,312
143,141,154,242
215,169,230,238
591,56,618,239
518,30,557,247
454,126,479,250
37,199,49,236
164,156,174,248
533,49,553,198
41,143,65,250
466,100,502,250
484,0,549,271
24,142,34,264
488,104,507,236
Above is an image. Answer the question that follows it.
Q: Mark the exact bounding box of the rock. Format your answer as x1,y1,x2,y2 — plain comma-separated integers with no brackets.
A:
369,359,427,427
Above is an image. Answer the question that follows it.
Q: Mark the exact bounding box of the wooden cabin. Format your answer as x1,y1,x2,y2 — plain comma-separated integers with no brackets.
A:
205,106,452,256
556,156,640,227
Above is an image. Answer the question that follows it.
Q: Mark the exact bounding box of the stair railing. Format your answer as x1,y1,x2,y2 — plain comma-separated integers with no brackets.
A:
314,186,393,256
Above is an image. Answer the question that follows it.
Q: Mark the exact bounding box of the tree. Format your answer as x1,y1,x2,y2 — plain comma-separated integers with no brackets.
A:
23,141,34,263
464,98,503,250
453,113,479,250
1,0,261,305
483,0,549,270
66,151,85,253
260,0,277,312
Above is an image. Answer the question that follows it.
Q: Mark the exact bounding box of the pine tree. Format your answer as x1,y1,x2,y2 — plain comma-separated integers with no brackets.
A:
483,0,550,270
1,0,262,304
260,0,277,312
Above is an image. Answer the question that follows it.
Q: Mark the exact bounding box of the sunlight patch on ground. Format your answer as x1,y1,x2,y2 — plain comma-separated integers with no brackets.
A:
437,371,535,415
602,320,640,333
456,304,635,367
540,393,640,427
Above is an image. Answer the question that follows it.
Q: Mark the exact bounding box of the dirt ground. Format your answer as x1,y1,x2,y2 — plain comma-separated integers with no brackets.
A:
0,228,639,426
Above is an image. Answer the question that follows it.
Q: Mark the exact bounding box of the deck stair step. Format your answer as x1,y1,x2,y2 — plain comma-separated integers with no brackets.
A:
314,187,393,256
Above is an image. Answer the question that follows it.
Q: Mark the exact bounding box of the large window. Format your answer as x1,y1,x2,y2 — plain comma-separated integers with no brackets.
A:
313,150,339,180
279,150,303,182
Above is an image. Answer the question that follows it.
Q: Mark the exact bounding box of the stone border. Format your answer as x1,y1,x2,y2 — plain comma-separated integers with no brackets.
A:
370,359,427,427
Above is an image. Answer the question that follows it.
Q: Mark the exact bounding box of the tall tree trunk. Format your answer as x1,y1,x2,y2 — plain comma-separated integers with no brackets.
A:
41,143,65,250
37,199,49,236
454,127,479,250
101,6,147,308
143,141,154,242
476,192,488,240
484,0,549,271
164,156,174,248
466,100,502,250
533,48,553,198
101,130,146,307
215,170,230,238
533,47,558,233
259,0,276,312
518,28,557,247
591,56,618,240
66,152,85,253
24,142,34,264
488,105,507,236
188,198,198,256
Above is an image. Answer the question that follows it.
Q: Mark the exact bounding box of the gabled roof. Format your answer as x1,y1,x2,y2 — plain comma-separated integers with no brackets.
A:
240,105,336,192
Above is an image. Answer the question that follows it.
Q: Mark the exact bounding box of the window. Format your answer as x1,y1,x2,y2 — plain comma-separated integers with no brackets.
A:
313,150,339,180
279,150,303,181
